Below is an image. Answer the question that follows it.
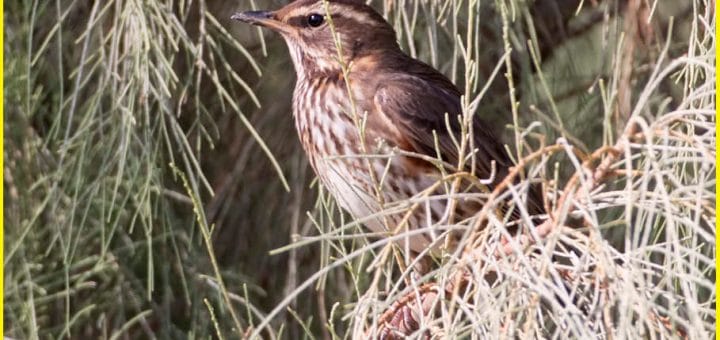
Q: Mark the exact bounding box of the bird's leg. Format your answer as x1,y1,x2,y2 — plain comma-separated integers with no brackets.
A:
408,251,433,278
497,218,555,256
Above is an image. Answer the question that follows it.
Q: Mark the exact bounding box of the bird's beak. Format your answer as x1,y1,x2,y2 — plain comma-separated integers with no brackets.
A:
231,10,290,34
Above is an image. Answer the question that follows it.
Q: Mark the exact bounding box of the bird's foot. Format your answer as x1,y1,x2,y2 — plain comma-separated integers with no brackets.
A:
373,283,440,339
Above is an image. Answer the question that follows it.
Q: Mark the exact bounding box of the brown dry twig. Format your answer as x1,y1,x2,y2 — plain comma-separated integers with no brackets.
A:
368,115,654,337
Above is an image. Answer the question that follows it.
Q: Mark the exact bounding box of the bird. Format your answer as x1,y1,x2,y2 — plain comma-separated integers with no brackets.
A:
231,0,544,254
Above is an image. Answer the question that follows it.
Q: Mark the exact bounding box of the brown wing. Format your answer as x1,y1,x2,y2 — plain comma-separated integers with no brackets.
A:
372,71,545,219
373,73,512,185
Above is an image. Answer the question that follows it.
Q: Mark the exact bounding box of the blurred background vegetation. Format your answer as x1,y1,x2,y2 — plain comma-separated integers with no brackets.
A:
4,0,712,339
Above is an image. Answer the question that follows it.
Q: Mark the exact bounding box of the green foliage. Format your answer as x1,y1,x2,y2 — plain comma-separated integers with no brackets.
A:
5,0,714,339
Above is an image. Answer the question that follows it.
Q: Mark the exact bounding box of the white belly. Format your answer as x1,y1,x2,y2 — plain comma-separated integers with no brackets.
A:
314,155,444,253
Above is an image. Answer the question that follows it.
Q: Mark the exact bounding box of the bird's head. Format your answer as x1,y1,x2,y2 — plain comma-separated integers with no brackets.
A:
232,0,399,78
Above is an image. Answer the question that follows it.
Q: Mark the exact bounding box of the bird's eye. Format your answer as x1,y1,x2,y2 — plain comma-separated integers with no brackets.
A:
307,13,324,27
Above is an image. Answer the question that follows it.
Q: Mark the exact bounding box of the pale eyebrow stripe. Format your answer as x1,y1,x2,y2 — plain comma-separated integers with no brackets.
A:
285,2,322,19
328,3,379,26
284,2,380,27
